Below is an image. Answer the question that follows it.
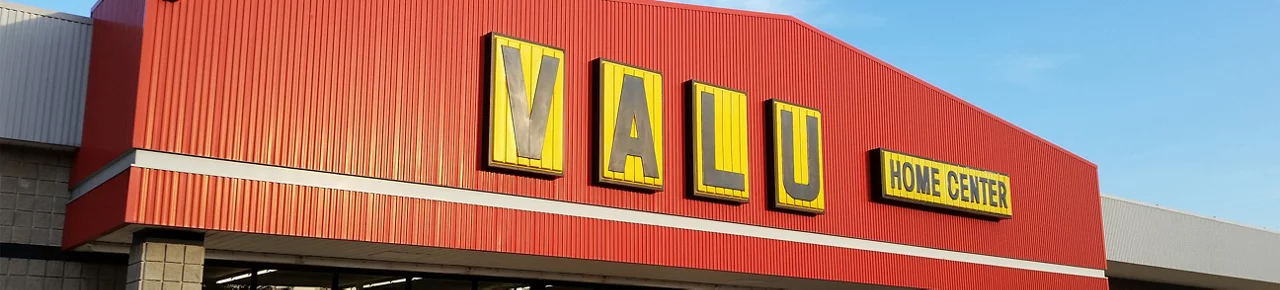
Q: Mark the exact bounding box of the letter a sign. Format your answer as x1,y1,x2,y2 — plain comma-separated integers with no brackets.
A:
597,59,665,191
487,34,566,176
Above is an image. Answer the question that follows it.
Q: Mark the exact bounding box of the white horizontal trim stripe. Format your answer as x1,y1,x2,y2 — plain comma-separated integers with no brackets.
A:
87,149,1106,279
70,150,136,200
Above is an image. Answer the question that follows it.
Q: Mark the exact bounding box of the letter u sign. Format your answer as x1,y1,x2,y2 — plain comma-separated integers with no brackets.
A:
769,100,826,213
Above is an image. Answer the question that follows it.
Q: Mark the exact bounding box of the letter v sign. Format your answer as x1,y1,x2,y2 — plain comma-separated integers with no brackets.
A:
501,46,559,159
487,34,566,176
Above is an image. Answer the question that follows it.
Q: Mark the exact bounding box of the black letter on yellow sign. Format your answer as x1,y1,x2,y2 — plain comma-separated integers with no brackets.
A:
501,46,558,159
769,100,825,214
597,59,664,190
780,111,822,200
689,81,750,202
486,33,565,176
608,75,661,177
698,92,745,190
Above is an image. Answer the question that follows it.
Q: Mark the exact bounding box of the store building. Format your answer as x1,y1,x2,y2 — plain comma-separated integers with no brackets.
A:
0,0,1276,289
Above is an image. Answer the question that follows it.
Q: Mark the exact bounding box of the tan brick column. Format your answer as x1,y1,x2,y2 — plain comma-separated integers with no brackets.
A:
125,230,204,290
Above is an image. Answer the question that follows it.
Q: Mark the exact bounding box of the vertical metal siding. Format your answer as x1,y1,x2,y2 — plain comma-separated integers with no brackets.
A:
71,0,149,184
123,168,1107,290
1103,196,1280,284
0,2,91,147
75,0,1107,275
70,0,1111,283
63,167,134,249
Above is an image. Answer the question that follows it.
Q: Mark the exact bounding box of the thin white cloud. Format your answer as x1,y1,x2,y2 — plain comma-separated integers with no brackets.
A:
662,0,885,30
997,53,1079,86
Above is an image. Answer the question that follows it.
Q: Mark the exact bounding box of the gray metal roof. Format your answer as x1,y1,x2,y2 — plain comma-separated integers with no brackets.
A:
1103,195,1280,288
0,1,90,147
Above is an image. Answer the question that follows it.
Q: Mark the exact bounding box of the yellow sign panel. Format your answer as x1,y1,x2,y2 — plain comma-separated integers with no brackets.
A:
689,81,749,202
769,100,824,213
876,149,1013,218
597,59,664,190
487,34,566,176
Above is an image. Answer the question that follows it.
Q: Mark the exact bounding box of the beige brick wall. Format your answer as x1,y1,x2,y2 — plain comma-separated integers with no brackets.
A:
0,258,126,290
0,143,73,247
125,242,204,290
0,143,127,290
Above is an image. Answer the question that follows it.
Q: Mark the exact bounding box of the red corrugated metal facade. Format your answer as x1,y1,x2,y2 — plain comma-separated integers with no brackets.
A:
113,168,1103,290
72,0,147,184
68,0,1108,289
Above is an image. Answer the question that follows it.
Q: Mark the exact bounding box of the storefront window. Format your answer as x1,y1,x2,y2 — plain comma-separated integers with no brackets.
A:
254,269,334,290
409,277,473,290
203,262,668,290
204,266,256,290
476,282,598,290
337,273,408,290
476,282,537,290
545,284,593,290
543,285,593,290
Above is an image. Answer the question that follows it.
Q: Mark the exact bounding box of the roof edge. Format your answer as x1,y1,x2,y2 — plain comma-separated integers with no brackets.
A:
1107,261,1280,288
628,0,1096,167
1101,194,1278,235
0,1,92,24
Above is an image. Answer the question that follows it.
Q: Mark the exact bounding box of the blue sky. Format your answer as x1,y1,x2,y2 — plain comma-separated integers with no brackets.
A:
665,0,1280,230
16,0,1280,230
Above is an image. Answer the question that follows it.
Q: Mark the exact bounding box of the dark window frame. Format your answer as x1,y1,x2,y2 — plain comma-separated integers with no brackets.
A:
204,259,676,290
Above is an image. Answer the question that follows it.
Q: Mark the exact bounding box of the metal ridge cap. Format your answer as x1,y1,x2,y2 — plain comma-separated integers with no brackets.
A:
0,1,92,24
1101,194,1280,236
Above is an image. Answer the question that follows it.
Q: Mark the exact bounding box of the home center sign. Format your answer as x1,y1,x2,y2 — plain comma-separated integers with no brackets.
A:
482,33,1012,218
